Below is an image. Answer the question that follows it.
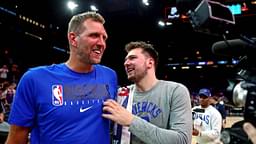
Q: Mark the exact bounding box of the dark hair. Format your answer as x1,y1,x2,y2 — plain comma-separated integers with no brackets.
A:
68,11,105,34
125,41,159,69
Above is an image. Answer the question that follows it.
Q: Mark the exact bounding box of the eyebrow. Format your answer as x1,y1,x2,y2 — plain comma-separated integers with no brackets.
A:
124,55,137,61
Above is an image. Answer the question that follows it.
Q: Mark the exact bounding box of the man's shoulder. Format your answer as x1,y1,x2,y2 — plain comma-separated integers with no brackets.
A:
158,80,189,93
159,80,186,87
24,64,50,74
21,64,62,80
95,64,117,74
209,105,222,115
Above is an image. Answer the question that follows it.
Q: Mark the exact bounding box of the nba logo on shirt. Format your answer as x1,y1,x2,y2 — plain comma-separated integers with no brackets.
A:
52,85,63,106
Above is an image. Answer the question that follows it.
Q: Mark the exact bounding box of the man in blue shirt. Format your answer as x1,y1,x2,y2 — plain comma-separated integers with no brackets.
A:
6,11,118,144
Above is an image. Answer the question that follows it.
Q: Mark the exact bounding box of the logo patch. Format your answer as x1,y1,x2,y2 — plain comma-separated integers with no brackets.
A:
80,106,93,112
52,85,63,106
118,87,129,97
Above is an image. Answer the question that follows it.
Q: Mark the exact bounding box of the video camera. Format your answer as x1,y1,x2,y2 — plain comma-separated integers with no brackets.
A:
216,37,256,144
176,0,256,143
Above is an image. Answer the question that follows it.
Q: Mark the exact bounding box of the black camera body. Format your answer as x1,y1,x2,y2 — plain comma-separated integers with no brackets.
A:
175,0,256,143
221,54,256,144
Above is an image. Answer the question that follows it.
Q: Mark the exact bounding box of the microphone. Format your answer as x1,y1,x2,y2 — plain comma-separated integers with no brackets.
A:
212,38,256,57
192,108,205,120
193,108,205,113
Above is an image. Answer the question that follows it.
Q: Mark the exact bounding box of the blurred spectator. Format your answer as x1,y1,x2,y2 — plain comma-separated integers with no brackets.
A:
0,65,9,83
8,64,20,83
1,49,13,65
210,93,227,129
0,99,10,143
191,92,200,107
0,100,6,123
1,82,16,110
192,88,222,144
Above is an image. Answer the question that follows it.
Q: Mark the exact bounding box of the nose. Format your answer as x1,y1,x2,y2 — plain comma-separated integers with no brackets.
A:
97,36,106,48
124,59,130,67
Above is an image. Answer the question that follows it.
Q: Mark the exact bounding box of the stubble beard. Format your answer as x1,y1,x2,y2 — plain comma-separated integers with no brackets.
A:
128,66,148,83
78,49,102,65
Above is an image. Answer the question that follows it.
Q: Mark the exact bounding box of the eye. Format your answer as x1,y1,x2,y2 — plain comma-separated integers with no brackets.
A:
89,33,99,38
89,33,107,42
103,35,107,41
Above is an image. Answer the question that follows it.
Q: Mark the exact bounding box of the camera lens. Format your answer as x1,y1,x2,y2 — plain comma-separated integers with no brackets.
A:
221,129,231,144
233,81,248,107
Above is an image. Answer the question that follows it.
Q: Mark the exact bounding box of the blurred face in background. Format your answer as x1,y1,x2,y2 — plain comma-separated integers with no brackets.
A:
199,95,211,108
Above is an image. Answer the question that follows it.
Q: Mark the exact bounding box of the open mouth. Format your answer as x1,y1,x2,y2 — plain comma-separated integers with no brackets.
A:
126,67,135,74
92,49,101,55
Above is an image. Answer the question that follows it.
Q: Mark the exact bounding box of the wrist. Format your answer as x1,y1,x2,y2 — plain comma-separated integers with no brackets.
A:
126,114,134,126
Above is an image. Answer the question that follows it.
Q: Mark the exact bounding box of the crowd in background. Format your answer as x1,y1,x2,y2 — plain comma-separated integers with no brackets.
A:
0,49,20,122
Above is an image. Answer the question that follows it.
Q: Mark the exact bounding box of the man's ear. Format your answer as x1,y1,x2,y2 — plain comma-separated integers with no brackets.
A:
149,59,153,65
68,32,78,47
148,58,154,68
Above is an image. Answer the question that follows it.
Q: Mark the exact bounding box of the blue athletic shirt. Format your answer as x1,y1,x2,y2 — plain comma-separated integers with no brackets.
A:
8,63,118,144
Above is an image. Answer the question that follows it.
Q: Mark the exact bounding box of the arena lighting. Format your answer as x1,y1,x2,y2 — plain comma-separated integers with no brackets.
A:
158,20,165,26
167,63,181,66
0,6,16,16
53,46,70,54
212,65,218,68
198,61,206,65
186,62,196,65
232,59,239,64
167,7,180,19
166,22,173,25
207,61,214,65
167,63,237,70
142,0,149,6
90,5,98,11
67,1,78,11
217,60,228,64
181,66,190,69
241,2,249,11
167,60,237,68
227,4,242,15
25,32,42,40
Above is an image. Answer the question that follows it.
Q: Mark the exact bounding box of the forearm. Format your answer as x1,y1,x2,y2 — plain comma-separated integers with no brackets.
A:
6,125,30,144
129,116,189,144
5,138,28,144
200,129,220,141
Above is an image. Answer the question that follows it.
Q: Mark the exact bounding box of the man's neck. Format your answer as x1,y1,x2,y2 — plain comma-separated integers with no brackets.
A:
65,60,94,73
135,75,158,92
201,104,210,109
